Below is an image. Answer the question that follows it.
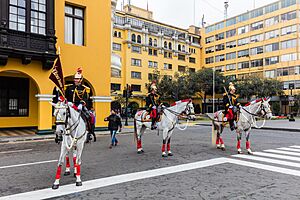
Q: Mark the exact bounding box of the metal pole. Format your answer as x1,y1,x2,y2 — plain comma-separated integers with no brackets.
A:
125,84,129,126
213,67,215,113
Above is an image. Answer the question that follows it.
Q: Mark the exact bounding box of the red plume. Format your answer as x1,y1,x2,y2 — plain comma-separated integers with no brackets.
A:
77,67,83,74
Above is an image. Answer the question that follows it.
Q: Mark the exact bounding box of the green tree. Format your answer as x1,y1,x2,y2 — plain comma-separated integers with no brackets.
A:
236,76,283,100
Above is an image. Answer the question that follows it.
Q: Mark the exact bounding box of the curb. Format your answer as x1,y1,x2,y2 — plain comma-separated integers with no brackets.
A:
196,123,300,132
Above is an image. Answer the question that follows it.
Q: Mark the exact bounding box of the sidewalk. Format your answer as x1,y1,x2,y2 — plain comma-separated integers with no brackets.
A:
0,120,200,143
196,119,300,132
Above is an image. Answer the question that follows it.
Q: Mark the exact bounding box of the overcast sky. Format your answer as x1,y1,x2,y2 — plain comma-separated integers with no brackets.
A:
117,0,278,29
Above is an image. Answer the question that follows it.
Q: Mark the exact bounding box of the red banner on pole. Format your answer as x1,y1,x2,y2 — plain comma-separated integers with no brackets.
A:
49,57,65,96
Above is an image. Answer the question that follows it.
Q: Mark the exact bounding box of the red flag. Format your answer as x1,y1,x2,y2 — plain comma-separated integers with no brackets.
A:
49,57,65,96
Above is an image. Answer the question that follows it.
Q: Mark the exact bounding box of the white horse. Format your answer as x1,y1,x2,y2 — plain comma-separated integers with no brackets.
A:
134,99,196,157
51,101,87,189
211,98,272,154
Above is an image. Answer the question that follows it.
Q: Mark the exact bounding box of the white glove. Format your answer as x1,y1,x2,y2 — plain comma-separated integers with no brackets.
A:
78,104,83,111
223,117,227,121
229,106,233,109
152,106,156,109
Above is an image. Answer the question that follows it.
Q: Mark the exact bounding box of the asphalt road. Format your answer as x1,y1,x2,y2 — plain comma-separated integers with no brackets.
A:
0,126,300,199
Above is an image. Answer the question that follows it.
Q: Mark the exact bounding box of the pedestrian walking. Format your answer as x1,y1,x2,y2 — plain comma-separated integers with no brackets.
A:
104,109,122,148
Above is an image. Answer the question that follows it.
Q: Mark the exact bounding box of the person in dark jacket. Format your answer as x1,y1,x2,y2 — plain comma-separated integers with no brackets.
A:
104,109,122,148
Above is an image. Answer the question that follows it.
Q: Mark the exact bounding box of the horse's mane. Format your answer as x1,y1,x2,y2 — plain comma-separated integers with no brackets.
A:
244,98,267,107
171,99,191,106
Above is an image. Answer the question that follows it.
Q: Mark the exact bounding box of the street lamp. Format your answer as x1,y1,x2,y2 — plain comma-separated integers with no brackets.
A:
289,83,295,122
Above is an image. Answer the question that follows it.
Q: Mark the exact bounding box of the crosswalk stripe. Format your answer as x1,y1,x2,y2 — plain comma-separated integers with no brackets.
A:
232,154,300,168
227,158,300,177
0,158,227,200
253,152,300,162
277,147,300,152
289,145,300,149
264,149,300,156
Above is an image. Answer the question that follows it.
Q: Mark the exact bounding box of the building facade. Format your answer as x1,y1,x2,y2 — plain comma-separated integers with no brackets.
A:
111,5,201,111
202,0,300,113
0,0,112,132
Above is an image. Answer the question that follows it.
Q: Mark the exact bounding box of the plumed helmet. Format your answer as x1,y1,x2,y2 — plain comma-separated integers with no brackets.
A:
74,67,83,79
228,82,236,91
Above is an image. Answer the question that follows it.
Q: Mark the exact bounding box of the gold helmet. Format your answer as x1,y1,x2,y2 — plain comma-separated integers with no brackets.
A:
74,67,83,79
228,82,236,91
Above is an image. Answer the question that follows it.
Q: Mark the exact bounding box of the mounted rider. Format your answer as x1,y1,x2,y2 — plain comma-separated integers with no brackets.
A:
223,82,240,131
146,80,160,130
56,68,95,143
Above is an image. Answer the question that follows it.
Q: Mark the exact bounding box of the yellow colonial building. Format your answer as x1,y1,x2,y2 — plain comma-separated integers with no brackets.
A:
111,5,201,111
201,0,300,112
0,0,112,133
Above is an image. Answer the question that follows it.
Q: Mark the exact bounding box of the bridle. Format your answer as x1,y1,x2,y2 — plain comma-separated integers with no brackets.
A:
163,100,194,119
242,101,272,118
54,103,82,136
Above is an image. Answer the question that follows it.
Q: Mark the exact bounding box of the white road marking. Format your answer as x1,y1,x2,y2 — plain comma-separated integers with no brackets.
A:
254,152,300,162
0,149,32,154
232,154,300,168
290,145,300,149
0,158,227,200
277,147,300,152
227,158,300,177
264,149,300,157
0,160,57,170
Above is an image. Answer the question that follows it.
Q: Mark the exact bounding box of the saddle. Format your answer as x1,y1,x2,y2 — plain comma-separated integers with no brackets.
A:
137,110,162,123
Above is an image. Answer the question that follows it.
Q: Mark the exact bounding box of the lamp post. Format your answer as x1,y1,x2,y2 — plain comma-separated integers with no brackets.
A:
289,83,295,122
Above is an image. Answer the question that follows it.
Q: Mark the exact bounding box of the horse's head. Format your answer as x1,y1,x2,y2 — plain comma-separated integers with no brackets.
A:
180,99,196,121
260,98,273,119
51,101,69,133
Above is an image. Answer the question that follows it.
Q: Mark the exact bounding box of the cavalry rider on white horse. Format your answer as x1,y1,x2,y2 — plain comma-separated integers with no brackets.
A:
223,82,240,131
55,68,95,143
145,81,160,130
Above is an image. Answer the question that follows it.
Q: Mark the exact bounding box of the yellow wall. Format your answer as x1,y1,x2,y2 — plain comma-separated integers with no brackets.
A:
0,0,112,131
112,11,201,107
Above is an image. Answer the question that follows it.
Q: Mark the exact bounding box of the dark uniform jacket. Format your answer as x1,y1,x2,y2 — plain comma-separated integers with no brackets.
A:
146,93,159,109
223,93,238,110
105,114,122,131
65,84,90,108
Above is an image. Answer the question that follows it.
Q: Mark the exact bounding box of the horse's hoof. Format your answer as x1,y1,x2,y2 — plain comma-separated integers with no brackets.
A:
237,149,243,154
76,181,82,186
64,171,71,176
221,147,226,151
247,149,253,155
168,152,173,156
162,152,168,157
216,146,221,149
141,149,144,153
52,184,59,190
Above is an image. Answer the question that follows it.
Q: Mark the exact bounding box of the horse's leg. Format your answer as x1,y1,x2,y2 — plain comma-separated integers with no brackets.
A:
137,126,145,154
73,149,77,177
64,152,71,176
75,142,84,186
167,134,173,156
245,130,253,155
215,124,221,149
219,125,225,151
161,129,168,157
52,145,68,189
237,130,242,154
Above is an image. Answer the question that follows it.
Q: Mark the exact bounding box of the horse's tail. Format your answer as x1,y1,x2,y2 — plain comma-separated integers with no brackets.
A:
133,118,137,142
